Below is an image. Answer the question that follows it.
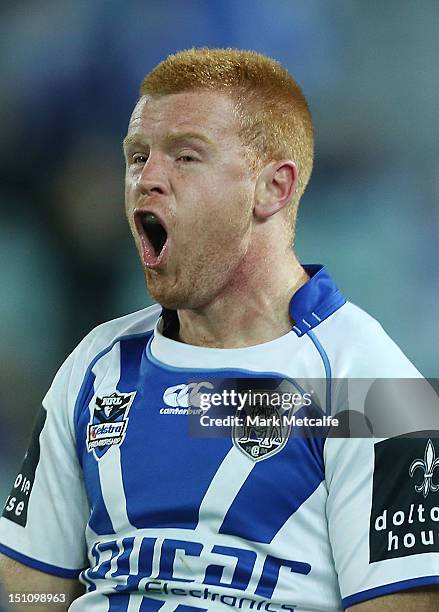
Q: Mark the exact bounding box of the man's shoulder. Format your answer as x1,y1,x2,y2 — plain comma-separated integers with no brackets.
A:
314,300,422,377
325,300,386,337
44,304,163,411
77,303,162,362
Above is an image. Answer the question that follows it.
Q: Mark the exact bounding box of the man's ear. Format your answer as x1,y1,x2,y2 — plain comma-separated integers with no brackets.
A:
254,160,298,220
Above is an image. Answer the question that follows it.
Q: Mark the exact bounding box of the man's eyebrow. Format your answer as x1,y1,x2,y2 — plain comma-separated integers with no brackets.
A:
122,131,214,150
164,131,214,146
122,134,146,150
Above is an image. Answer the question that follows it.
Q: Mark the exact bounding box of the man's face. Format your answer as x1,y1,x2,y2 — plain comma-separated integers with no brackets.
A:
124,91,256,310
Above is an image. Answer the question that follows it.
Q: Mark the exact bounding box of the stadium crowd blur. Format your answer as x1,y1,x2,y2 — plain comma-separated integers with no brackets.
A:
0,0,438,529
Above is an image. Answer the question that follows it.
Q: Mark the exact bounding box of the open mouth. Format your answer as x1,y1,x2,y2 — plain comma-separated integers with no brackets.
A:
135,211,169,266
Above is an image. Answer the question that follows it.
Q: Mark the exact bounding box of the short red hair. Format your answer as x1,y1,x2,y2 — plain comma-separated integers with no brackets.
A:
140,48,314,225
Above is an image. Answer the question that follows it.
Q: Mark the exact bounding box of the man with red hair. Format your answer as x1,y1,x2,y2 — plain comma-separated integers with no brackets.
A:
0,49,437,611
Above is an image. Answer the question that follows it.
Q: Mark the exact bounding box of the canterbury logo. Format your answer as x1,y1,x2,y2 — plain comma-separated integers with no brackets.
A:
163,382,214,409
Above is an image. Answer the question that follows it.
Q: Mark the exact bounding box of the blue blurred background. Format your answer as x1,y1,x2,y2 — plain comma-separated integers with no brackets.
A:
0,0,438,519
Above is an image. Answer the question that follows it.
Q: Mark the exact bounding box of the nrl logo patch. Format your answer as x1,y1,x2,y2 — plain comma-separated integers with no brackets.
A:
233,404,292,462
87,390,136,459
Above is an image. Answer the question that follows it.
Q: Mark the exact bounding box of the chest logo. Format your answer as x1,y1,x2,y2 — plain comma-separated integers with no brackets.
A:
233,404,292,462
87,390,136,459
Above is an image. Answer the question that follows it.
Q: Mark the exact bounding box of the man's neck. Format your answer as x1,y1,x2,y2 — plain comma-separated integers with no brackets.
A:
175,253,309,349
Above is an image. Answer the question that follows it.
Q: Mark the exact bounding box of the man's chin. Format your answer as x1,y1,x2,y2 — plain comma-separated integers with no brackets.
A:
144,262,228,310
144,274,189,310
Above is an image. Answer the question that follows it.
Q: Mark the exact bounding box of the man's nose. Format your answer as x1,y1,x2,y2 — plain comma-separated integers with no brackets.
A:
137,156,169,196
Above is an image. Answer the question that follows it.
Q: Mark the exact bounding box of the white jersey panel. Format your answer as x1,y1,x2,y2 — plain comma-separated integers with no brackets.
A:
312,302,422,379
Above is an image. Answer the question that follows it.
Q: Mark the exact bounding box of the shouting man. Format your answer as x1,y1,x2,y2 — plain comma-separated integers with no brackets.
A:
1,49,438,612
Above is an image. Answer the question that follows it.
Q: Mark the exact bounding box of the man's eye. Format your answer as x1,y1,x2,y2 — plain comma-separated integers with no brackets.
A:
176,155,198,162
132,154,147,164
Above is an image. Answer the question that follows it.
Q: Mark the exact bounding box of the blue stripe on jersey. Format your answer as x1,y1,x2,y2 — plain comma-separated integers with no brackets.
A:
116,335,237,530
81,542,99,592
307,330,332,416
106,594,167,612
139,598,166,610
74,370,115,535
73,331,155,451
106,594,176,610
73,332,153,536
107,593,130,611
119,351,232,529
81,569,96,593
0,543,84,579
175,606,207,611
219,435,325,543
342,575,439,609
115,537,155,592
117,335,150,393
113,537,138,590
83,537,156,594
85,539,120,588
75,369,98,466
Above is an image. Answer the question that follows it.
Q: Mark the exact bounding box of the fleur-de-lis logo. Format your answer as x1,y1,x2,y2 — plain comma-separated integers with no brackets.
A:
409,439,439,498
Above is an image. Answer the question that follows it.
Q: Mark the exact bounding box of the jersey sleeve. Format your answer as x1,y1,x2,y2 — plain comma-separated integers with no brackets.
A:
0,347,90,578
325,431,439,609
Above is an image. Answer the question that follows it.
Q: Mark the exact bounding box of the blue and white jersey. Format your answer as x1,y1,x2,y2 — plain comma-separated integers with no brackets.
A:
1,265,438,612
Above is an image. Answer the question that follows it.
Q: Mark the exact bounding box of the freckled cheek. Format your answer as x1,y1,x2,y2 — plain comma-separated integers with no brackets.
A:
176,176,248,242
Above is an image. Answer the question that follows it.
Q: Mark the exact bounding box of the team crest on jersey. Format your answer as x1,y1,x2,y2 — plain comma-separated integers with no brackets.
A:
87,390,136,458
233,404,292,462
